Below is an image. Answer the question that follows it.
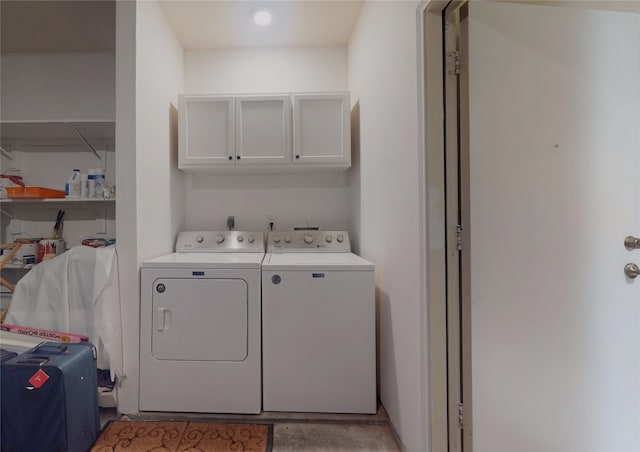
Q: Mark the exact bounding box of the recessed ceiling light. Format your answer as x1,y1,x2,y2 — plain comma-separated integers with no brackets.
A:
253,8,272,27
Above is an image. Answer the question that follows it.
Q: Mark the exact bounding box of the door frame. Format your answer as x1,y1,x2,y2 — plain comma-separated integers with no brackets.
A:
418,1,471,451
420,2,640,451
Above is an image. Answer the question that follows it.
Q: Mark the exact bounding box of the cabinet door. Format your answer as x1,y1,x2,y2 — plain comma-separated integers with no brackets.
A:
292,94,351,166
235,96,291,165
179,96,234,169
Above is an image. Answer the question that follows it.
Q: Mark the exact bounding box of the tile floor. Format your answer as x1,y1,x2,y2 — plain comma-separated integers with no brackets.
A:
99,405,402,451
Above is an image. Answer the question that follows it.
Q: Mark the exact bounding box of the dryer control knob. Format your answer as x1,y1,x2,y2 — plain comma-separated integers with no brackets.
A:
215,234,225,244
304,234,314,244
196,235,204,243
325,235,333,243
248,236,255,243
237,235,244,242
336,235,344,243
274,237,281,244
284,236,292,243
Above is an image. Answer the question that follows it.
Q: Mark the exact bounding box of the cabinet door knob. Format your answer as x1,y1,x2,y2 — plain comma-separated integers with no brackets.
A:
236,155,241,160
295,155,300,159
228,156,233,160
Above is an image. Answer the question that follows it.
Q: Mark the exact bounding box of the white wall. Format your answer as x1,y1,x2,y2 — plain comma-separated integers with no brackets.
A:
113,0,185,415
1,52,114,121
185,47,348,94
183,47,350,232
348,2,428,451
136,0,185,261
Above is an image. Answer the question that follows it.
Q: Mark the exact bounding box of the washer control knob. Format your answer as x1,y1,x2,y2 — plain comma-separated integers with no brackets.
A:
325,235,333,243
274,236,281,244
336,235,344,243
195,235,204,243
248,236,255,243
303,234,314,244
215,234,225,244
237,235,244,242
284,236,292,243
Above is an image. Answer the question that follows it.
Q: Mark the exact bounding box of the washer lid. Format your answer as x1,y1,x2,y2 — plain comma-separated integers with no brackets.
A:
262,252,374,271
142,252,265,269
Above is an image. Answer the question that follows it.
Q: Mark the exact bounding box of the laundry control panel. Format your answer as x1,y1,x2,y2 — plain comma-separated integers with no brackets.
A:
176,231,265,252
267,230,351,253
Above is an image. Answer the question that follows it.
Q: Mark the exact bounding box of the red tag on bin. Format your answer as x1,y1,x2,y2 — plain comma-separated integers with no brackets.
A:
28,369,50,388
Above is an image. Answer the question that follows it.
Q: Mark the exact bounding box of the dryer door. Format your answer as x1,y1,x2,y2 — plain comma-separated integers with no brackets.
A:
151,278,248,361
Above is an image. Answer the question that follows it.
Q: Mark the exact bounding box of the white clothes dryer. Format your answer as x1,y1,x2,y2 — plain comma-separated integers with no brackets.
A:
139,231,264,414
261,230,376,414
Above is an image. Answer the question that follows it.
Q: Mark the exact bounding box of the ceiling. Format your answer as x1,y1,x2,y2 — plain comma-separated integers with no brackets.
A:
157,1,364,49
0,0,363,54
2,0,636,54
1,1,115,54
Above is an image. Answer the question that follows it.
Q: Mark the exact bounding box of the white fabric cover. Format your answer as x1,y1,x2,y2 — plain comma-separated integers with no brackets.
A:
5,245,124,381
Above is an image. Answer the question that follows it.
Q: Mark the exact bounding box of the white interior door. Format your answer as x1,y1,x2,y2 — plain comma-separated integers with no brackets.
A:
464,2,640,451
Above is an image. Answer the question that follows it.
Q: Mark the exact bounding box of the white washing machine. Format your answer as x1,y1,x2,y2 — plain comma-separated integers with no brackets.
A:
139,231,264,414
261,230,376,414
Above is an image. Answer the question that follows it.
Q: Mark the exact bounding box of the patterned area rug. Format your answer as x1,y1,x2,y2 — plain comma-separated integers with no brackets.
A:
91,421,273,452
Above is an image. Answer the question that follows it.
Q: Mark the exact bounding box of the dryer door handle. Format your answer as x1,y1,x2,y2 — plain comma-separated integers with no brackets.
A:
156,307,171,331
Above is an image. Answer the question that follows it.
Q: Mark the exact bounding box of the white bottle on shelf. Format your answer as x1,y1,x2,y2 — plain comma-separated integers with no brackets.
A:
88,169,96,198
65,169,81,198
80,174,88,198
95,168,105,198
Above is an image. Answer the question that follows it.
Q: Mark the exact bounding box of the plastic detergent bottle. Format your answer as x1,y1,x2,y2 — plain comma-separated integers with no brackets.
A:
95,168,105,198
80,174,88,198
88,169,96,198
65,169,81,198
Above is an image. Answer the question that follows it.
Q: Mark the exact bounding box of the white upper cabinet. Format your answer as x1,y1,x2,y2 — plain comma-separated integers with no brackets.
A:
235,96,291,165
179,96,235,169
292,94,350,167
178,93,351,173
